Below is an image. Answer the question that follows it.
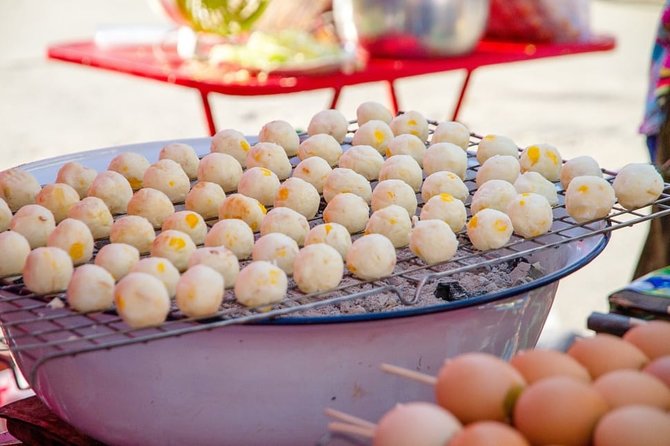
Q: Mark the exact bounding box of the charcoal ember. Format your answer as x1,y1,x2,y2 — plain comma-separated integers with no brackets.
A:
500,257,530,273
434,281,470,301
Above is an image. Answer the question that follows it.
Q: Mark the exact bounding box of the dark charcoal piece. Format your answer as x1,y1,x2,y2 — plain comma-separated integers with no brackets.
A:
435,281,470,301
500,257,529,273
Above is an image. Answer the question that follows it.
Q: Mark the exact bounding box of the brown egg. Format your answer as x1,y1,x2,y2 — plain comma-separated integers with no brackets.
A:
622,320,670,360
449,421,530,446
373,402,462,446
567,333,649,379
594,369,670,410
510,349,591,384
643,355,670,388
593,405,670,446
435,352,526,424
513,376,608,446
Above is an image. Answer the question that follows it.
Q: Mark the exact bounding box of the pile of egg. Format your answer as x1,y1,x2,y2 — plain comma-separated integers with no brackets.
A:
0,101,664,330
329,320,670,446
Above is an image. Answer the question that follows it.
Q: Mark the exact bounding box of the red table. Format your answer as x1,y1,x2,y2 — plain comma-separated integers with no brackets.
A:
47,36,616,136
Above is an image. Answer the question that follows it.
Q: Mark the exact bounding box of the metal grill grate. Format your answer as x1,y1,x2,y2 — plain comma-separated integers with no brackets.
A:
2,125,670,385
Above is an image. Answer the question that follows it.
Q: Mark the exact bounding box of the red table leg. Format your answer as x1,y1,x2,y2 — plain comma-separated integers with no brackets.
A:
452,69,474,122
386,80,399,115
329,87,342,109
199,90,217,136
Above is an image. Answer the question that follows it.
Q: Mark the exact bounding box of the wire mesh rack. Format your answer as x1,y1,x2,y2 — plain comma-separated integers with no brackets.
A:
1,121,670,385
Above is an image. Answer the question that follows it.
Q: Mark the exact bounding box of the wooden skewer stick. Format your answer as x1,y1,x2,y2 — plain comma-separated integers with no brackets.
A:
328,421,375,438
324,407,376,429
380,363,438,385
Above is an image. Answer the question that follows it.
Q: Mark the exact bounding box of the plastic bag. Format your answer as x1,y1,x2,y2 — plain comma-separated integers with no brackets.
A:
486,0,591,42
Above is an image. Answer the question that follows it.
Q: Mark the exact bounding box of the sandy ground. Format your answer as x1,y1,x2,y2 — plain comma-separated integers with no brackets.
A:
0,0,665,344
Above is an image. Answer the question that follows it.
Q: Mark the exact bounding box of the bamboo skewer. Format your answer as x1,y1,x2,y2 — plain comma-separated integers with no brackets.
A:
327,421,375,438
324,407,376,430
380,363,438,385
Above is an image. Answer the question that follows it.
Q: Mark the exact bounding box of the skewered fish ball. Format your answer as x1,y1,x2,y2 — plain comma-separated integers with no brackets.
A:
246,142,293,180
198,152,243,193
127,188,175,228
506,193,553,239
252,232,299,275
323,168,373,203
108,152,150,190
185,181,226,220
161,210,207,245
365,205,412,248
410,219,458,265
565,176,615,223
23,247,73,294
260,207,310,246
237,167,280,206
308,109,349,143
151,229,196,272
371,179,418,216
421,171,469,203
188,246,239,289
234,261,288,307
513,172,558,206
10,204,55,249
560,155,602,190
346,234,396,280
0,231,30,277
114,272,170,328
56,162,97,198
35,183,80,223
612,163,664,210
176,265,224,317
0,168,41,211
304,222,352,259
159,142,200,179
352,119,394,155
205,218,255,260
338,145,384,180
389,110,429,141
293,156,333,193
519,143,562,182
378,155,423,192
476,134,518,164
356,101,393,125
467,208,513,251
297,134,343,167
47,218,95,265
431,121,470,150
210,128,251,166
94,243,140,280
259,120,300,157
219,193,267,232
293,243,344,293
420,193,467,233
273,177,320,219
374,402,463,446
470,179,517,214
66,264,115,313
423,142,468,179
387,134,427,167
131,257,180,297
476,155,520,186
143,159,191,203
67,196,113,239
110,215,156,254
323,193,370,234
0,199,11,232
87,170,133,214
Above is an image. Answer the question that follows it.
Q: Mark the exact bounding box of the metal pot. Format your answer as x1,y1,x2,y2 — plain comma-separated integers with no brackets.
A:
333,0,490,57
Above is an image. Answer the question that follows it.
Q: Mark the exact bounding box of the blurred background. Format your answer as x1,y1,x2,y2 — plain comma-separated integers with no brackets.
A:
0,0,664,345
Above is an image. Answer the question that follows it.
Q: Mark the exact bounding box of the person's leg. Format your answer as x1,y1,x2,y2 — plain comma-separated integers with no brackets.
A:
634,107,670,278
